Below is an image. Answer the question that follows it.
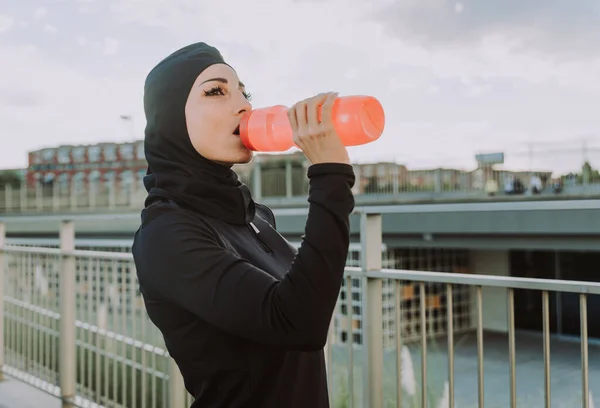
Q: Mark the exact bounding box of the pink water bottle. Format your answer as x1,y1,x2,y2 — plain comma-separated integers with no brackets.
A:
239,95,385,152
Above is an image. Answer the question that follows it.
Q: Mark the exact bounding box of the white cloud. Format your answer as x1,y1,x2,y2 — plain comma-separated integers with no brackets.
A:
103,37,119,55
75,0,100,14
76,35,88,46
372,0,600,59
0,13,14,33
104,0,600,94
34,7,48,20
465,83,493,98
0,0,599,173
43,24,58,34
101,0,600,170
427,85,440,96
0,44,143,169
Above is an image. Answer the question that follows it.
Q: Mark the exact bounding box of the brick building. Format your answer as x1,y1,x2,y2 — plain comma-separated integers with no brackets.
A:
27,141,147,192
25,142,553,196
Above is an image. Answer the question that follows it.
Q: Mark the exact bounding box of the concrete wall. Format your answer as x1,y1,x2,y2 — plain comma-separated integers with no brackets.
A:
470,250,510,333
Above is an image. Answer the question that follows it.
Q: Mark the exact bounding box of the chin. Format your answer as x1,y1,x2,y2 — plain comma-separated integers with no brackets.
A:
220,148,253,165
234,150,254,164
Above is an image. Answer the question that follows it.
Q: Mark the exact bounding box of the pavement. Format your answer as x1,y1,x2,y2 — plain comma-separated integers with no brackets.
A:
328,330,600,408
0,375,61,408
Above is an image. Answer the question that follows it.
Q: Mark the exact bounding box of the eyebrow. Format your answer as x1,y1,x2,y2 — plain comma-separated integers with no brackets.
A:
200,77,245,88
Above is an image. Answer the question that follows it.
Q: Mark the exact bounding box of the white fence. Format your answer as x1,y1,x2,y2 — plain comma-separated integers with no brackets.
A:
1,216,600,407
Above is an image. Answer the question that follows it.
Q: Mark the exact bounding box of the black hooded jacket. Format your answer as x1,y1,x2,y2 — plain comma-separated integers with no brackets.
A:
132,42,356,408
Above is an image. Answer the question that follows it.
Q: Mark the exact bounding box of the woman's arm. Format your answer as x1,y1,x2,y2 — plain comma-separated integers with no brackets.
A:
134,163,355,351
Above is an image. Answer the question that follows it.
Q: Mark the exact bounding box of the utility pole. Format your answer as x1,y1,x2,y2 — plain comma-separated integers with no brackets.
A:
526,142,534,173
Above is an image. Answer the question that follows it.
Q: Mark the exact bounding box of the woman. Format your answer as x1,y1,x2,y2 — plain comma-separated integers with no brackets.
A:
132,42,355,408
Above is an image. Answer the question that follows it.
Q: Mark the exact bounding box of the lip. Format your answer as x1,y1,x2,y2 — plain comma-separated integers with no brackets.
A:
233,125,240,136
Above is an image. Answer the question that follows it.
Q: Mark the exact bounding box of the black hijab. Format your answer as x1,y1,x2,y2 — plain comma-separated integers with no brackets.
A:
142,42,255,225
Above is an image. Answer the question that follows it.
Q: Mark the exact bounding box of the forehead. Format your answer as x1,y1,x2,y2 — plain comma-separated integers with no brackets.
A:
194,63,243,86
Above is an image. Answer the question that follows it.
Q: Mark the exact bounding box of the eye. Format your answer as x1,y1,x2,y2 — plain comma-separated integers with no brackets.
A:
203,86,225,97
203,84,252,101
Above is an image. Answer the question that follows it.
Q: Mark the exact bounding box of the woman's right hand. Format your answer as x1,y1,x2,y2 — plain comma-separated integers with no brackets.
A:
287,92,350,165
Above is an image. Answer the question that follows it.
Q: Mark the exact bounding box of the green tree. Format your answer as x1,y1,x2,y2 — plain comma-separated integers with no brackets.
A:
0,170,23,188
580,161,600,184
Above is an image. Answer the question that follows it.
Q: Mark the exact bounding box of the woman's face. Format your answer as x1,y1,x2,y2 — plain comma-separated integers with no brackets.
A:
185,63,253,165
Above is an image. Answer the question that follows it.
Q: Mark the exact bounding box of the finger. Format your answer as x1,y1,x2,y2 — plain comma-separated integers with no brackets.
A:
306,93,328,129
295,100,308,136
320,92,338,127
287,105,299,132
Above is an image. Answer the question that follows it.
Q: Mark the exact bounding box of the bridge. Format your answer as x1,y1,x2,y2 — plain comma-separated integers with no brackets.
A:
1,207,600,407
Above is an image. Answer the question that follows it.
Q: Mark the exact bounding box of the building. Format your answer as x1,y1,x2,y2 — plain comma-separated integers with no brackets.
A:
332,246,472,349
26,141,147,193
24,142,555,198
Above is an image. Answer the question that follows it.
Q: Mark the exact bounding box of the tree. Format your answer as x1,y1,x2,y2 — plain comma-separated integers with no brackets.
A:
580,161,600,184
0,170,23,189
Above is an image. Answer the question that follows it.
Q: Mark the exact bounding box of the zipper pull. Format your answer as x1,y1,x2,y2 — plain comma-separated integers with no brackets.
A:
248,222,271,253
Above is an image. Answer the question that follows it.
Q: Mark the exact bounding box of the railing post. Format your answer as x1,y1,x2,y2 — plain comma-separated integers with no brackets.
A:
59,221,76,406
70,182,77,211
285,160,293,198
36,182,42,211
168,357,186,407
20,183,26,212
0,222,5,381
53,182,60,212
129,175,138,208
108,180,116,209
434,168,443,193
89,183,96,210
4,184,12,212
360,212,383,408
392,166,399,195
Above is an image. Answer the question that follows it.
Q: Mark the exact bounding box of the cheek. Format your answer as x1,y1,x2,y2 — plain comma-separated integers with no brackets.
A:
185,106,250,163
185,108,222,153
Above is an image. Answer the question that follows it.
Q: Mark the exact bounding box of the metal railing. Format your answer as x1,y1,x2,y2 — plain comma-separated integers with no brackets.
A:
0,222,178,408
2,165,600,214
1,216,599,407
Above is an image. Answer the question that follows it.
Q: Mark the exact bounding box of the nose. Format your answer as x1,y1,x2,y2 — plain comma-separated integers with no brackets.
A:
234,91,252,115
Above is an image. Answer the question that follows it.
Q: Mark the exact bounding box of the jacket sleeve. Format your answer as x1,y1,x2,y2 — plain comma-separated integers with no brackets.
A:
136,163,355,351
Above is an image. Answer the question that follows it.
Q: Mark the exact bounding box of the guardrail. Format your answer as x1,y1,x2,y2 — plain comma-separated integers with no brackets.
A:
1,216,599,407
2,169,599,214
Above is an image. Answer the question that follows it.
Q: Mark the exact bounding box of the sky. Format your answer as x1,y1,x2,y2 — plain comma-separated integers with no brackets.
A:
0,0,599,173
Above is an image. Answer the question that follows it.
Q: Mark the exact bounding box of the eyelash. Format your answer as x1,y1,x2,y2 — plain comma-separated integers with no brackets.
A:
204,85,252,101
